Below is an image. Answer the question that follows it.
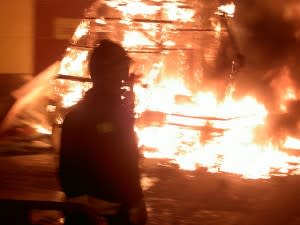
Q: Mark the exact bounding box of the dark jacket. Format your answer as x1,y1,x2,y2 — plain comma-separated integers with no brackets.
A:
58,89,143,207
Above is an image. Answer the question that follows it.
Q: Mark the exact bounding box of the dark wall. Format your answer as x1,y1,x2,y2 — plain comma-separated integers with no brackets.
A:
34,0,93,74
0,74,31,122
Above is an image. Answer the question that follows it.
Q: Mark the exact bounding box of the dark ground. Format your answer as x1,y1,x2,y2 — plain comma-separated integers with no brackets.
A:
0,150,300,225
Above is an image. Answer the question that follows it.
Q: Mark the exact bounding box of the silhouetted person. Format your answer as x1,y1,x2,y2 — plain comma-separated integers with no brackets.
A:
59,39,147,225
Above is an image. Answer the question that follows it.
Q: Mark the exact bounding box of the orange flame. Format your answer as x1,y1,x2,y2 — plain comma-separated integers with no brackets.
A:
162,3,195,22
134,79,300,179
59,48,89,76
112,1,160,16
123,31,155,47
72,20,90,43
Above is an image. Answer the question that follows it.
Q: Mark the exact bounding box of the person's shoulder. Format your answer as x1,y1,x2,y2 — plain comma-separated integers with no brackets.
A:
62,104,87,128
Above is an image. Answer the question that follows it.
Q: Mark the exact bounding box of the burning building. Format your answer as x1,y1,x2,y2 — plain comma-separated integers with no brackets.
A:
2,0,300,179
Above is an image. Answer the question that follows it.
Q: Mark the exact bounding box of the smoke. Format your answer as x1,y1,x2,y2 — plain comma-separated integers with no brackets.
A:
201,0,300,143
233,0,300,94
234,0,300,142
227,0,300,143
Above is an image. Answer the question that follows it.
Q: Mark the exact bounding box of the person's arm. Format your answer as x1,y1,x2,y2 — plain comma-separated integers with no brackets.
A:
123,111,148,225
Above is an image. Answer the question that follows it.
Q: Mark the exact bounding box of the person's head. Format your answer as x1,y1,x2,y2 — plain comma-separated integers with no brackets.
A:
89,39,131,94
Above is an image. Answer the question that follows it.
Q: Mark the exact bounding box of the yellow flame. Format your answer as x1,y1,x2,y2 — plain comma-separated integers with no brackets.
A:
283,136,300,149
123,31,155,47
52,1,300,180
95,18,106,25
214,22,222,33
62,85,85,108
284,87,297,101
163,40,176,47
105,0,195,21
72,20,90,43
134,76,300,179
163,3,195,22
217,3,236,17
57,81,92,108
280,87,297,112
116,1,160,15
59,48,89,76
34,125,52,135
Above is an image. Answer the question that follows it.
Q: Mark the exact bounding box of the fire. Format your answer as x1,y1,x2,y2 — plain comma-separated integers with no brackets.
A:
216,2,236,17
284,136,300,149
58,48,89,76
110,1,160,16
123,31,155,48
214,22,222,33
56,48,92,108
50,0,300,179
72,20,90,43
34,124,52,135
105,0,194,21
134,79,300,179
162,3,195,22
270,68,298,112
52,79,92,108
61,84,86,108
